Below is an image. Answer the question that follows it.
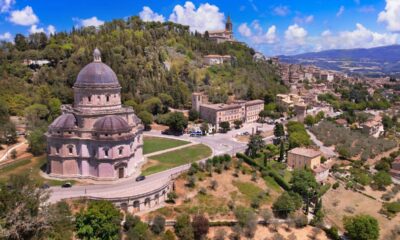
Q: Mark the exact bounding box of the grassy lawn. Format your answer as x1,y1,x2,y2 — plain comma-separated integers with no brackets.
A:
142,144,212,176
143,136,190,154
0,156,75,186
264,176,283,193
232,180,265,201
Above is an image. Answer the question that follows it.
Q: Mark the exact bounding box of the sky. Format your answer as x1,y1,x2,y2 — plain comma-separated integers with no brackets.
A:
0,0,399,56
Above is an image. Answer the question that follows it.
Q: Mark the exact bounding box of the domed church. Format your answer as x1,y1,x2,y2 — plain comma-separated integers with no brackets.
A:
46,49,144,180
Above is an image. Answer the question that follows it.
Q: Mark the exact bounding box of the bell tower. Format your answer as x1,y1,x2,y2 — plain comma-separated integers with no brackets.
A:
225,15,233,33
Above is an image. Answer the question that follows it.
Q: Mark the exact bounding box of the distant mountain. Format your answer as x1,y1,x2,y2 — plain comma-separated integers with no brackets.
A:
279,45,400,77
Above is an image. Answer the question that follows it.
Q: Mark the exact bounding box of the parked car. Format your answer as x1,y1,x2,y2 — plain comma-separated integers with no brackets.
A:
40,183,50,189
242,131,250,136
61,182,72,188
135,175,146,182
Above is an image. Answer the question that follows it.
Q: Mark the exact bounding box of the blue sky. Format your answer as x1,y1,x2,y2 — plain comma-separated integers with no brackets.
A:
0,0,399,55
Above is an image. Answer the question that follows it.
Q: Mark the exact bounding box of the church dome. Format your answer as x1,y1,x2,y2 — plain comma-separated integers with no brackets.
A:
93,115,131,134
50,114,77,130
74,49,120,88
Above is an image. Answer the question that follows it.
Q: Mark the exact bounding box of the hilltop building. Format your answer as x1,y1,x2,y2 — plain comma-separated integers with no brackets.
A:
46,49,144,180
203,55,232,65
287,147,330,182
390,157,400,181
192,92,264,129
208,15,235,43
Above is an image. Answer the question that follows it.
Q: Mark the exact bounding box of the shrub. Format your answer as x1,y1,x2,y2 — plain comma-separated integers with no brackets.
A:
324,226,340,240
151,215,166,235
344,215,379,240
332,182,340,189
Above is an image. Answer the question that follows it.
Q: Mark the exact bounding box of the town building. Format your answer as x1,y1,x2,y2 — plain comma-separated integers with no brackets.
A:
287,147,322,170
208,15,235,43
191,92,264,129
46,49,144,180
360,114,384,138
276,93,305,110
390,157,400,181
203,55,232,65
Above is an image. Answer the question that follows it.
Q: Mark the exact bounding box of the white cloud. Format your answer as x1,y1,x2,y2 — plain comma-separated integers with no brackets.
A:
378,0,400,32
238,23,252,37
139,6,165,22
321,30,332,37
29,24,45,34
253,25,277,44
0,32,12,41
238,21,278,45
9,6,39,26
358,5,375,13
0,0,14,12
47,25,56,35
273,5,290,16
168,1,225,33
74,16,104,28
285,24,307,43
294,15,314,24
336,6,345,17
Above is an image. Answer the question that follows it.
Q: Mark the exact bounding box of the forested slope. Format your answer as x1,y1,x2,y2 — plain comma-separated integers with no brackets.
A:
0,16,284,117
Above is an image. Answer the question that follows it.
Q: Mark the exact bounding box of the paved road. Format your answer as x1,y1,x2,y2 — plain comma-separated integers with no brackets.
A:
48,123,273,203
307,129,337,158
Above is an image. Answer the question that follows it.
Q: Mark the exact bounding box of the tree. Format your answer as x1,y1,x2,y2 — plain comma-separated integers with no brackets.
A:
260,209,273,225
143,97,163,115
10,149,17,159
192,214,209,240
219,121,230,133
304,115,315,126
373,171,392,190
290,169,319,199
344,215,379,240
0,174,51,240
138,111,153,130
234,206,257,238
233,120,243,129
127,221,153,240
175,214,194,240
246,134,265,158
189,109,199,121
151,215,166,235
46,201,74,240
274,123,285,138
163,230,176,240
166,112,188,134
272,192,303,218
278,140,285,162
75,200,122,240
200,122,209,135
14,34,28,51
288,131,311,149
382,114,394,134
27,128,46,156
259,110,268,123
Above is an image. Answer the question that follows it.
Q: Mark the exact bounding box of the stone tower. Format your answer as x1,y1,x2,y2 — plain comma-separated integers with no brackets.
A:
225,15,233,32
46,48,145,180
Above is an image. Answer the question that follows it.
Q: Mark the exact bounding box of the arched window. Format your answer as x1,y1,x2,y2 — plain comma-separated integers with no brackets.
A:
56,145,60,154
104,148,109,157
68,145,73,154
88,95,92,102
118,147,123,156
106,95,110,102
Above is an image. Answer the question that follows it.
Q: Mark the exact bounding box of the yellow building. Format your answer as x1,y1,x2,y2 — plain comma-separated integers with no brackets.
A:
287,147,321,170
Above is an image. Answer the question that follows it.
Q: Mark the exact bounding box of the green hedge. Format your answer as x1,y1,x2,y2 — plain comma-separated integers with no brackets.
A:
236,153,290,190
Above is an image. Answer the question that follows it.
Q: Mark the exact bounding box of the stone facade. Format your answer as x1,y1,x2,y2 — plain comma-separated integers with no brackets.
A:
208,15,235,43
46,49,144,180
192,92,264,129
287,147,321,170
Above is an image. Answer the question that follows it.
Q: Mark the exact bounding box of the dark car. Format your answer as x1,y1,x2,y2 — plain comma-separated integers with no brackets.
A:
135,175,146,182
40,183,50,189
61,182,72,188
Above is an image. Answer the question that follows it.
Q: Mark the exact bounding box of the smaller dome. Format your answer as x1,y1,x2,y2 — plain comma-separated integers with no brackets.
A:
50,114,77,130
93,115,131,134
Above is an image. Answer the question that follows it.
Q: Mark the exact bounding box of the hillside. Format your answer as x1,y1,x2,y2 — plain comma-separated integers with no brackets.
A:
0,16,284,118
279,45,400,77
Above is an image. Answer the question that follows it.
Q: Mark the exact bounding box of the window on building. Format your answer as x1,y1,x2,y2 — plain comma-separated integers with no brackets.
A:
119,147,123,156
68,145,73,154
104,148,109,157
106,95,110,102
88,95,92,102
56,146,60,154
